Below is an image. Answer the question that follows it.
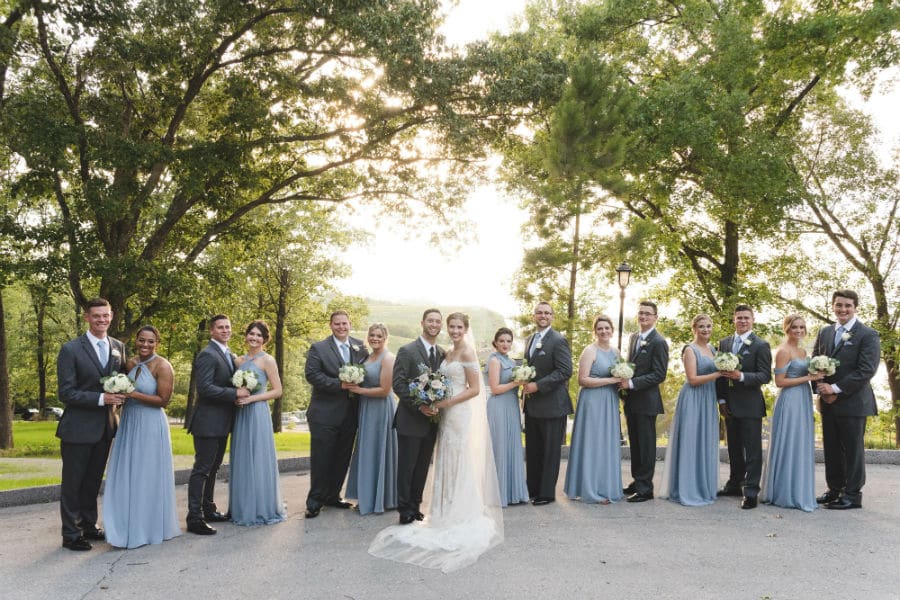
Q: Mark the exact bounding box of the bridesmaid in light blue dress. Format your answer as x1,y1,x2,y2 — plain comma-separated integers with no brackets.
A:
229,320,286,525
564,316,624,504
761,314,822,512
103,326,181,548
485,328,529,507
345,323,398,515
660,315,722,506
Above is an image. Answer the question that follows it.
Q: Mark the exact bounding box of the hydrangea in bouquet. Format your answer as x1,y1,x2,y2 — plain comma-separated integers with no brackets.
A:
808,355,839,376
408,363,451,423
338,364,366,384
511,362,536,382
232,369,261,392
101,373,135,394
714,352,740,372
610,358,635,380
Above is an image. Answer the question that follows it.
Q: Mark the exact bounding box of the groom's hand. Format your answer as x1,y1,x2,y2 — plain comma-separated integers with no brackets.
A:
419,405,438,417
523,382,538,394
236,387,250,399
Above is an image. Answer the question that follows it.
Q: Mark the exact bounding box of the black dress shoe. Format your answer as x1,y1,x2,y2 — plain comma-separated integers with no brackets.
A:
623,484,637,495
626,492,653,503
304,507,320,519
186,521,217,535
825,497,862,510
717,487,743,497
741,496,758,509
82,528,105,541
414,511,425,521
531,497,554,506
325,500,352,509
204,511,229,522
62,536,92,551
399,513,415,525
816,490,840,504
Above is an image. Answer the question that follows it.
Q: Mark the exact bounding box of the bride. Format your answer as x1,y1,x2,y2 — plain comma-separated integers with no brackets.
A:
368,312,504,572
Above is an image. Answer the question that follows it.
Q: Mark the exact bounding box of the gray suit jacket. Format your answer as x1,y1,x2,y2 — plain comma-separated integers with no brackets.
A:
56,334,126,444
305,336,369,427
187,341,237,437
392,338,445,437
622,329,669,415
716,332,771,419
812,321,879,417
522,328,573,419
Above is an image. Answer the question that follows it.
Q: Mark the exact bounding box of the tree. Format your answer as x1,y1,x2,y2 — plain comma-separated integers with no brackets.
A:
0,0,522,340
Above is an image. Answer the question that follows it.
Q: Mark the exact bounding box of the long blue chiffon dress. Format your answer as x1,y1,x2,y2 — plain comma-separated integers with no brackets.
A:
564,347,624,503
345,353,398,514
103,356,181,548
660,344,719,506
228,353,286,525
760,358,817,512
485,353,529,507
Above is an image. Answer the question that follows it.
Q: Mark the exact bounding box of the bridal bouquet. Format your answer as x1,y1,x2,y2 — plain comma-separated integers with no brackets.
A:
408,364,450,423
714,352,740,372
511,362,536,382
610,358,635,380
338,364,366,384
101,373,135,394
808,355,839,376
232,369,260,392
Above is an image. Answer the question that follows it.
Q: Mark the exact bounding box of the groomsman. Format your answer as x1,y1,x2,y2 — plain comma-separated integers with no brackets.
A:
392,309,444,524
522,302,573,505
186,314,245,534
304,310,369,518
716,304,771,509
56,298,126,551
813,290,880,510
619,300,668,503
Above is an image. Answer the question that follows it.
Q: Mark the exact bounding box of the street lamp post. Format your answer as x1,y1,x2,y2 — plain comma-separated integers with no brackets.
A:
615,262,632,352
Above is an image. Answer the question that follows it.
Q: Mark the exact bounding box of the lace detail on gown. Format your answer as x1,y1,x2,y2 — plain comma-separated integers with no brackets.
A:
368,360,504,572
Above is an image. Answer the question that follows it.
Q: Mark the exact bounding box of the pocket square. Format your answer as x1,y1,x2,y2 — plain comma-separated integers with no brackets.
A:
538,351,547,356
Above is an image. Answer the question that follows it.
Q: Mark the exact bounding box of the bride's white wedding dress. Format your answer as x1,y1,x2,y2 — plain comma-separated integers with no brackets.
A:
368,360,504,573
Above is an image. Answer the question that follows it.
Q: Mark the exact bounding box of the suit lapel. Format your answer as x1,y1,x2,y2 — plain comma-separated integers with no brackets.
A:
208,341,233,373
831,322,856,357
79,335,105,375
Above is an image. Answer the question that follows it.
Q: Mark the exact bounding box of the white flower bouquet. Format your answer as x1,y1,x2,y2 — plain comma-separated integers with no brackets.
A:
101,373,135,394
808,355,839,376
232,369,260,392
338,363,366,384
714,352,740,372
408,364,451,422
511,363,536,382
610,359,635,380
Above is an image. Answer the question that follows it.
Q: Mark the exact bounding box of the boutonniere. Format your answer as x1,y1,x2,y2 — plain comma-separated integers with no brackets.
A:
743,339,752,346
111,349,121,359
535,341,543,350
640,340,648,348
841,332,852,342
351,344,361,352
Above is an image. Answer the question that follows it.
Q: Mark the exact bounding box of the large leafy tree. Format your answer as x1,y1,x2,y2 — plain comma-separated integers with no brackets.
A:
0,0,523,339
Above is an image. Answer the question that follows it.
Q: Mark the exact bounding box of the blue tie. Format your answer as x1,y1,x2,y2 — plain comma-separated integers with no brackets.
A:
833,326,844,347
732,337,742,354
530,332,542,357
97,340,108,368
340,343,350,363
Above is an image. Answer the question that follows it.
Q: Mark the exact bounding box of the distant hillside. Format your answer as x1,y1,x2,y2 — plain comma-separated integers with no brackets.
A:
352,300,511,355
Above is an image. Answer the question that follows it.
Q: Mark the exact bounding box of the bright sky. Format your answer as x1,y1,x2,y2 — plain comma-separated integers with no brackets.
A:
336,1,900,320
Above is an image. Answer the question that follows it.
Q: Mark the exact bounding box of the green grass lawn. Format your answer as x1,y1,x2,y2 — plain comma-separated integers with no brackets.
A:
0,421,311,491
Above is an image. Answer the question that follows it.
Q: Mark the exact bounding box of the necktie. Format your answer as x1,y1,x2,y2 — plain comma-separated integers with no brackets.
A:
530,332,542,357
340,342,350,363
732,336,742,354
97,340,108,368
834,326,844,347
633,335,642,356
429,346,437,370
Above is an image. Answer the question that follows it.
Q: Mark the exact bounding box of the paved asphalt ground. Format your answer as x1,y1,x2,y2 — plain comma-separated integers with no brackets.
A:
2,460,899,600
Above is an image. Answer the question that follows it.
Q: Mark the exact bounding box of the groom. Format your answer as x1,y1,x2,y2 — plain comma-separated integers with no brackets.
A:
392,308,444,524
522,301,573,506
56,298,126,551
186,314,246,535
813,290,880,510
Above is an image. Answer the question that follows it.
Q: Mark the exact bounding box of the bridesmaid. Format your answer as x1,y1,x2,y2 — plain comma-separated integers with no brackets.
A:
564,316,623,504
485,328,529,507
760,314,822,512
345,323,398,515
103,326,181,548
659,314,721,506
228,320,286,525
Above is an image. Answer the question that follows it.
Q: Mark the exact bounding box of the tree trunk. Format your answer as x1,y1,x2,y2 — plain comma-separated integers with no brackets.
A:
886,355,900,446
184,319,206,429
566,209,580,342
271,269,289,434
721,219,740,300
0,289,13,448
30,289,48,414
